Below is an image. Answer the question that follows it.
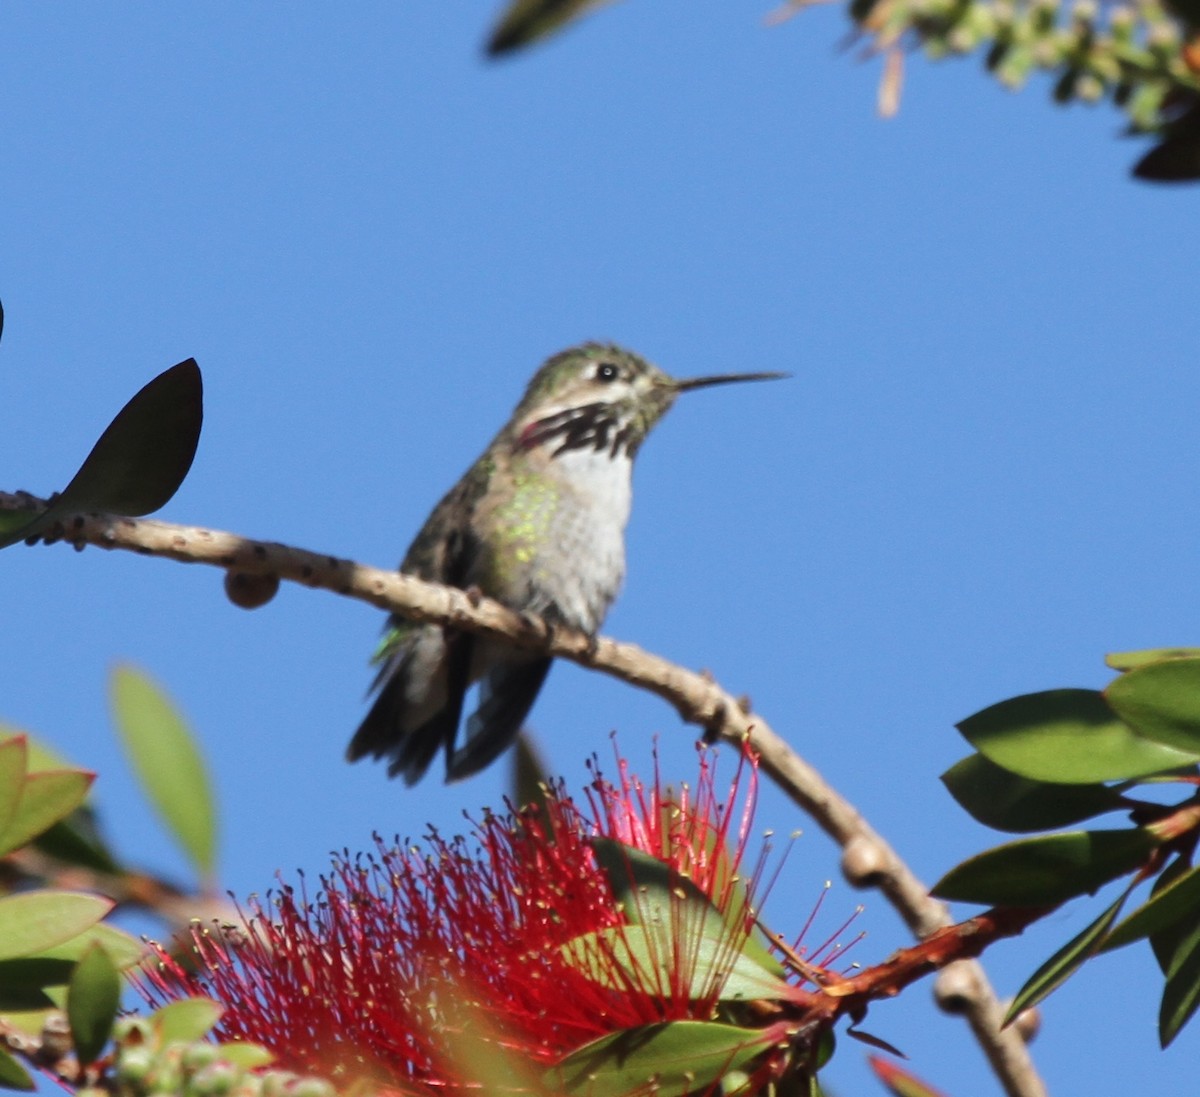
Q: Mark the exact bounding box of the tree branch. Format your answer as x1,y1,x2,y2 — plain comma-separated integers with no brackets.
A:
3,492,1046,1097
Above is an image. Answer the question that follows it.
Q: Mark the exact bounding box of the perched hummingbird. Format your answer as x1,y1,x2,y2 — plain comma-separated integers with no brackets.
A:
347,342,785,785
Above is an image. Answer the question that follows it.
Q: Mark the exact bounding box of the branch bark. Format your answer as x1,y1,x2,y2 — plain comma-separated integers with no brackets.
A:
2,492,1048,1097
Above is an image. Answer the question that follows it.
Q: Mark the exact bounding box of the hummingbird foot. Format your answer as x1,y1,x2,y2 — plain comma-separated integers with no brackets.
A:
517,610,560,646
701,699,726,744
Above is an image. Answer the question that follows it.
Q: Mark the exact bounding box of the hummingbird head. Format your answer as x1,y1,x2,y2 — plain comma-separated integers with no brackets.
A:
509,342,786,460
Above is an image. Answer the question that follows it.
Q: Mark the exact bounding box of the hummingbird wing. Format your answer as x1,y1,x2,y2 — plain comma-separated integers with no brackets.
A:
347,470,488,785
446,654,552,782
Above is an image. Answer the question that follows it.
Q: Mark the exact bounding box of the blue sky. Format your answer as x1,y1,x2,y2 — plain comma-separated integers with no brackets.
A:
2,3,1198,1094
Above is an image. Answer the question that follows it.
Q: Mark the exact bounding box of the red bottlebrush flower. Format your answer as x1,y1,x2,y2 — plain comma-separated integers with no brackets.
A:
140,745,852,1097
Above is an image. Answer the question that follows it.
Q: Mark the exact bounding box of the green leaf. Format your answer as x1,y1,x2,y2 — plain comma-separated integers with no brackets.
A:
1006,885,1133,1021
213,1043,275,1070
1134,123,1200,184
547,1021,769,1097
844,1026,906,1058
1107,649,1200,672
35,811,121,875
560,924,794,1002
49,358,202,516
511,731,551,814
110,664,217,879
0,1047,34,1092
0,769,94,858
0,732,115,870
0,957,76,1010
932,828,1161,906
957,689,1198,784
0,729,73,774
0,359,203,549
0,892,113,961
67,943,121,1067
38,923,145,971
1160,927,1200,1046
152,998,224,1044
0,739,28,841
1104,862,1200,951
486,0,606,56
1106,658,1200,755
0,511,34,543
1144,858,1200,976
590,838,782,977
591,837,712,927
941,754,1124,833
0,957,78,989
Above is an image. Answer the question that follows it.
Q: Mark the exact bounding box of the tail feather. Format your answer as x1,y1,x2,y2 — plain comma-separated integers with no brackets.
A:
347,629,473,787
446,657,552,782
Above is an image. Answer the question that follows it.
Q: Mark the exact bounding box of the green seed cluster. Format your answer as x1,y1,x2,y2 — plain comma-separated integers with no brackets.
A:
860,0,1199,130
95,1020,337,1097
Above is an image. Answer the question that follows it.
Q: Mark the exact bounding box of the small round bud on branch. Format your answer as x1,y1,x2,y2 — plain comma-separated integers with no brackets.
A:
841,835,889,888
224,570,280,609
1012,1004,1042,1044
934,962,979,1013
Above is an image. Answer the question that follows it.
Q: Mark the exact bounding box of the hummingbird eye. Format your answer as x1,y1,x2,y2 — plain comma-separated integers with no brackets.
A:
595,362,620,382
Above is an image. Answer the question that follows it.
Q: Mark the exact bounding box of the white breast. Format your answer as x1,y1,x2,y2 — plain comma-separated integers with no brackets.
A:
536,448,633,633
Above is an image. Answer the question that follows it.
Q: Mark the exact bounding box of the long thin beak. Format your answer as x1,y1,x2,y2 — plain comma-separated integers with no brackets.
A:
673,371,790,392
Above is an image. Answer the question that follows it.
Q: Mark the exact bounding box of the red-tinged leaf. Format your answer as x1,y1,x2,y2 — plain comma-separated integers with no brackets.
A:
0,769,94,857
0,730,120,873
0,892,113,961
547,1021,770,1097
941,753,1123,833
1104,862,1200,952
1107,649,1200,672
110,664,217,879
0,1047,34,1092
957,689,1198,784
1106,657,1200,756
932,828,1160,906
868,1055,950,1097
0,729,73,774
1006,886,1133,1022
67,943,121,1066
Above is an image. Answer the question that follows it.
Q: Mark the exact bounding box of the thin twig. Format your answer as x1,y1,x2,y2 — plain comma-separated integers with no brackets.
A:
2,493,1048,1097
0,846,236,931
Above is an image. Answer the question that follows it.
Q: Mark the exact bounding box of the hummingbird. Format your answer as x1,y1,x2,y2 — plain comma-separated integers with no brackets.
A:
346,342,785,785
